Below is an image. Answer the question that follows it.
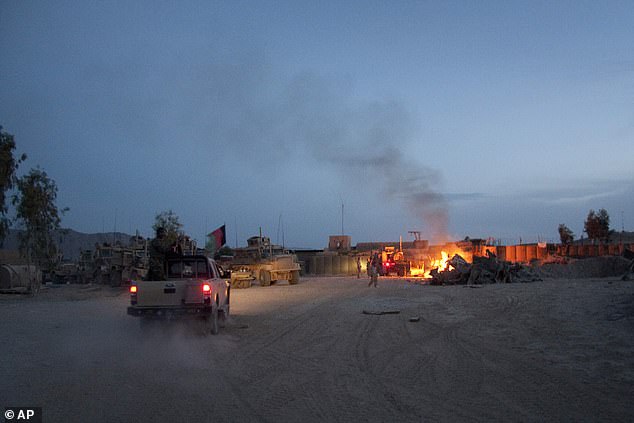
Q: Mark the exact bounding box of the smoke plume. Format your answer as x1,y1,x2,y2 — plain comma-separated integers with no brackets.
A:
235,72,450,240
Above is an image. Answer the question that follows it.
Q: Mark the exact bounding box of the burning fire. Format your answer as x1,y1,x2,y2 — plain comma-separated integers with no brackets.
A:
409,266,426,277
424,251,454,278
408,251,457,278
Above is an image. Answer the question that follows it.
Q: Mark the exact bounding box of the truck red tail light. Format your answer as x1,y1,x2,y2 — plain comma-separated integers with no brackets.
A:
130,284,138,305
203,283,211,305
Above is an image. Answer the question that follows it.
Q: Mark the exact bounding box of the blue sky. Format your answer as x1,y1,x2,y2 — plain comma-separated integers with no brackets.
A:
1,0,632,248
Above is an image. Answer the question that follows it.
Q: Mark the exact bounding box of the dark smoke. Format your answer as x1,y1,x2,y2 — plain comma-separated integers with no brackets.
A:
135,62,449,239
215,71,450,240
275,74,449,240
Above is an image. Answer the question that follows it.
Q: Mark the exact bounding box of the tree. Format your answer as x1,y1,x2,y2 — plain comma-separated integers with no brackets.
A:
12,167,66,270
584,208,610,242
0,126,26,244
558,224,574,245
152,209,183,245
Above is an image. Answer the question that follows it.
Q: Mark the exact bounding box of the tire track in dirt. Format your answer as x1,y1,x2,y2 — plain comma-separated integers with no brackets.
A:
352,315,424,419
221,285,356,422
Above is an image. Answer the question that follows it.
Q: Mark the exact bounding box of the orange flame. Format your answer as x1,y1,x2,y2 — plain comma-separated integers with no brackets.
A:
423,251,454,278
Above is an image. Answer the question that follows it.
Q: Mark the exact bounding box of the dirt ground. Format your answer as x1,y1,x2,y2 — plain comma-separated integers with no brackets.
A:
1,276,633,422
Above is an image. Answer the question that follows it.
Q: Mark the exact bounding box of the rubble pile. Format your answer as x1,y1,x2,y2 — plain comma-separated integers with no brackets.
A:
429,252,542,285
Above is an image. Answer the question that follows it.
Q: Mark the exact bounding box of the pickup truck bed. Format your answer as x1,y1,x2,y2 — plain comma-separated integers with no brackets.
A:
127,255,230,335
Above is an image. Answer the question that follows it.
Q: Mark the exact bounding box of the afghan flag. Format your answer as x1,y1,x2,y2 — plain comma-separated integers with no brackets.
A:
208,225,226,250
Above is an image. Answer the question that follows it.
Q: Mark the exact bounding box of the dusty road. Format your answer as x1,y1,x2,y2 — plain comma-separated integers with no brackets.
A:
1,277,633,422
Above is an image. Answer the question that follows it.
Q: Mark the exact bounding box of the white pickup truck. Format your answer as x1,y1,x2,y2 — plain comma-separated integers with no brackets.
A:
127,255,230,335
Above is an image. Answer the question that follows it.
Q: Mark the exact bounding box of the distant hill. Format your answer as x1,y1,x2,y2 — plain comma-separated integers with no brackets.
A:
0,228,137,261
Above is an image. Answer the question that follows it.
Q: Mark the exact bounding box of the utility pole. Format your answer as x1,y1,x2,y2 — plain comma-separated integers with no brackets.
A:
234,216,238,248
341,200,344,235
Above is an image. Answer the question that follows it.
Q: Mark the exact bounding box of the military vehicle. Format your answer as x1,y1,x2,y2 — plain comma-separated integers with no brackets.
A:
77,249,95,284
93,236,149,287
380,246,410,277
53,262,81,284
229,235,301,288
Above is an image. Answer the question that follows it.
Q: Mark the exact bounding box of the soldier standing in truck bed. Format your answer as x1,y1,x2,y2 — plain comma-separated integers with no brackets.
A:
147,227,171,280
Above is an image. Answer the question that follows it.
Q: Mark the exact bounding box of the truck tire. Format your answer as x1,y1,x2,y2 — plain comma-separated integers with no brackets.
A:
259,270,271,287
289,270,300,285
219,307,229,328
209,306,219,335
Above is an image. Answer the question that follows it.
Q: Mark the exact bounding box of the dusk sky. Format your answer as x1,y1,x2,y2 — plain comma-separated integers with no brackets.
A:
1,1,633,248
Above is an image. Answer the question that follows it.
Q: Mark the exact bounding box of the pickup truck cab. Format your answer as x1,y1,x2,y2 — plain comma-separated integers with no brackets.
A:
127,255,230,335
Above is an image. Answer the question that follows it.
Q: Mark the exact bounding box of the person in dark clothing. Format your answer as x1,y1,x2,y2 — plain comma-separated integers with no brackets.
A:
368,254,379,287
147,227,171,280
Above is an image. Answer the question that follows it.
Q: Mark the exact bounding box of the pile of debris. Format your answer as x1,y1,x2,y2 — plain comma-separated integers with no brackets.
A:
429,252,542,285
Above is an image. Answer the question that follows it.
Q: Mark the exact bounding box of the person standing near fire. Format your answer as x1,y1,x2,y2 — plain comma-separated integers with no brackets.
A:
368,253,379,287
356,257,362,278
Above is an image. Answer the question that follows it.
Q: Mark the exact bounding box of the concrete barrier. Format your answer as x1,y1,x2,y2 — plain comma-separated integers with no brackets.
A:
496,246,506,261
331,256,340,274
598,245,608,256
515,245,527,263
581,245,591,257
324,255,333,275
316,255,324,275
526,245,537,262
506,245,516,262
341,256,350,275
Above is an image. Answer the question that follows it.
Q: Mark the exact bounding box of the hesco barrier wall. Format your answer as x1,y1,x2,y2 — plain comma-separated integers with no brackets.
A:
304,254,366,276
301,243,634,275
504,242,634,263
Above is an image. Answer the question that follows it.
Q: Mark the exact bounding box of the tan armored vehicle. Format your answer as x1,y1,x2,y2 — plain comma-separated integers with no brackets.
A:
229,236,301,288
77,249,95,284
93,236,149,287
53,262,81,284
